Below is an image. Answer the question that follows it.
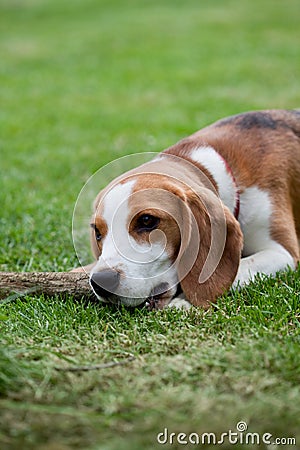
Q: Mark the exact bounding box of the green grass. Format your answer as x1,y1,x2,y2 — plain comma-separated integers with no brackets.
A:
1,271,300,449
1,0,300,448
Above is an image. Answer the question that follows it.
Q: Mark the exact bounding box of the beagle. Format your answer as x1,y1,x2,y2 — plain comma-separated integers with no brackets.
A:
79,110,300,309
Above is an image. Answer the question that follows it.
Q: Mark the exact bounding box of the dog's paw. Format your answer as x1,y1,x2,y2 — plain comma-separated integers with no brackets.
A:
167,297,192,310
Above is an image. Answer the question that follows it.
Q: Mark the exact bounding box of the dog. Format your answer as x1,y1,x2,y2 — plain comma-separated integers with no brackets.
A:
76,110,300,309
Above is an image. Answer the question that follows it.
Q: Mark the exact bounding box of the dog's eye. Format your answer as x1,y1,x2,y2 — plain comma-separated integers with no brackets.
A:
136,214,160,232
95,228,102,241
90,224,102,242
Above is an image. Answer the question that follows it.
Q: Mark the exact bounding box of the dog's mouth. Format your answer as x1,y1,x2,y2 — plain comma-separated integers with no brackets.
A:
145,282,175,310
91,281,178,310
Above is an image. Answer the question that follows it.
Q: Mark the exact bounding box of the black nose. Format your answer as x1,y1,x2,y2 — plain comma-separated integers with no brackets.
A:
90,269,120,298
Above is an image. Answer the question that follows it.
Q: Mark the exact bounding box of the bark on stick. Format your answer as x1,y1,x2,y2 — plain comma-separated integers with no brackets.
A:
0,272,94,300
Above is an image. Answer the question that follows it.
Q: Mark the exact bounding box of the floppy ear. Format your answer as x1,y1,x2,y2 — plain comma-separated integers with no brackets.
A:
177,188,243,307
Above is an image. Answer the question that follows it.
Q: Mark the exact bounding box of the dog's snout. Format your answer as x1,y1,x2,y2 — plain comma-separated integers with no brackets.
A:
90,269,120,298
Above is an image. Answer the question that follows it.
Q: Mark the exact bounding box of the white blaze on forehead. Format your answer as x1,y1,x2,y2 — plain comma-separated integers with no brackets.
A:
101,179,136,226
98,179,136,265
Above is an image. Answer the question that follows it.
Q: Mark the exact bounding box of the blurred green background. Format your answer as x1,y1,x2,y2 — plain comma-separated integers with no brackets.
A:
1,0,299,271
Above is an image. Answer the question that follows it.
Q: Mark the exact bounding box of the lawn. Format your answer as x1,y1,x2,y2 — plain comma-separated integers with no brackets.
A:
1,0,300,449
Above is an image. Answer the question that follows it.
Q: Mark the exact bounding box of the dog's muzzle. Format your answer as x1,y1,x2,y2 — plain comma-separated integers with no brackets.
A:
90,270,174,309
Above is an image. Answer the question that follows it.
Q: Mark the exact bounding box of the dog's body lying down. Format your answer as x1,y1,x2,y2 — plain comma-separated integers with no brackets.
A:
76,110,300,309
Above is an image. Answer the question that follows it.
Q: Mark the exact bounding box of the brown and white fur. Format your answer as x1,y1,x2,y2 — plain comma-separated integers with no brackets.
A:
76,110,300,310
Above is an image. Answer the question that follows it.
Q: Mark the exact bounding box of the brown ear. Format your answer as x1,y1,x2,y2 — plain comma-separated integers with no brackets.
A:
177,188,243,307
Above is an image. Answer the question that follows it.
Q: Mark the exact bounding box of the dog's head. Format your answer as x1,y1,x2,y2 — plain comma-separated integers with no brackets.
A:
89,158,243,309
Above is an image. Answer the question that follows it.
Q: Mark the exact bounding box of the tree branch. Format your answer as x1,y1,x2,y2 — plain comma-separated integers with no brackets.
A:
0,271,94,301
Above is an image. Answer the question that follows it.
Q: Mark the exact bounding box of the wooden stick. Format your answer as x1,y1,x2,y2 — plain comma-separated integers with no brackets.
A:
0,271,94,301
